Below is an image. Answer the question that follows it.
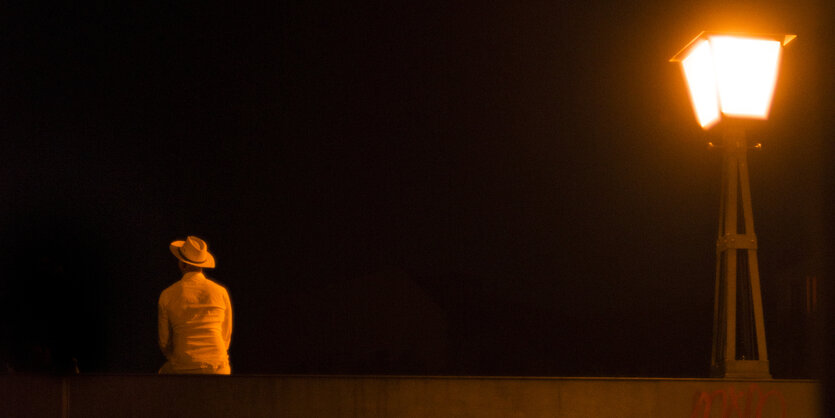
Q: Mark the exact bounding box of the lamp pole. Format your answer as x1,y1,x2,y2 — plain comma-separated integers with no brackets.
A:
671,31,794,378
711,125,770,378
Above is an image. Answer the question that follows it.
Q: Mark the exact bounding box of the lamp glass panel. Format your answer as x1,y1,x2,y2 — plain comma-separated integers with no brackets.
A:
681,40,721,128
709,36,782,119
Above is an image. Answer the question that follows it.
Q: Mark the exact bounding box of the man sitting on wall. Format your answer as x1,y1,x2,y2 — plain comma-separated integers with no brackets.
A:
158,236,232,374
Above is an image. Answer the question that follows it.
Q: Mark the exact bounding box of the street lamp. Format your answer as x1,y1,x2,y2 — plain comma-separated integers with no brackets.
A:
672,32,795,129
670,32,795,379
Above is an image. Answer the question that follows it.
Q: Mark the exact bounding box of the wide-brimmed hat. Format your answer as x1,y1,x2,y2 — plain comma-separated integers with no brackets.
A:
169,236,215,268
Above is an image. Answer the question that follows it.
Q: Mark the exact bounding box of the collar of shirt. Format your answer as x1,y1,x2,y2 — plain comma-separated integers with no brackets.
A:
181,271,206,281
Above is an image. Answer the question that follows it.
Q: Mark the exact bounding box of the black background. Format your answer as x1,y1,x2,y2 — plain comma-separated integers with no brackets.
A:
1,1,833,378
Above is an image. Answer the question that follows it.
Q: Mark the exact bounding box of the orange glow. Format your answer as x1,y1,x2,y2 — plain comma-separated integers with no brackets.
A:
681,40,721,128
672,33,791,129
710,36,782,119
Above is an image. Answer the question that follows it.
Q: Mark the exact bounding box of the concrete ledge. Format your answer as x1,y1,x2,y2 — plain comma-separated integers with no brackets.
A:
0,374,822,417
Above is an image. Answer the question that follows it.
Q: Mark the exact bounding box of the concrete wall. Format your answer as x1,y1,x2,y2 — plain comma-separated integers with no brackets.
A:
0,374,822,417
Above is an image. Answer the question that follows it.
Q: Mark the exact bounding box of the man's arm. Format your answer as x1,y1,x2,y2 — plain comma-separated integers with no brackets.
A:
222,290,233,351
158,296,173,358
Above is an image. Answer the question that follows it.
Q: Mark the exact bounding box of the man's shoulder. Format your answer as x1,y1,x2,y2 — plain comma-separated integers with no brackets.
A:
159,281,182,300
204,276,229,294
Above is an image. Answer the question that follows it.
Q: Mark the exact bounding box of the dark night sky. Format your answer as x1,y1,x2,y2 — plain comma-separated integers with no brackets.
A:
1,1,833,377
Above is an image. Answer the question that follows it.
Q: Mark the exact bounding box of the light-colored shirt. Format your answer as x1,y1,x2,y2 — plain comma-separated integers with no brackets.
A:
158,271,232,371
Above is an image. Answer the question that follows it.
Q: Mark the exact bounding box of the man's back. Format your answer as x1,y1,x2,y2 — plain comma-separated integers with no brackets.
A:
158,271,232,373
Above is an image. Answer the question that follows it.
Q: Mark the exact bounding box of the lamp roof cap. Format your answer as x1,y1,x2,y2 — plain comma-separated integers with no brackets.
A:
670,31,796,62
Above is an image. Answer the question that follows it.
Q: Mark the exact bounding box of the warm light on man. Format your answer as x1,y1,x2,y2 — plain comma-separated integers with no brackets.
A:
158,236,232,374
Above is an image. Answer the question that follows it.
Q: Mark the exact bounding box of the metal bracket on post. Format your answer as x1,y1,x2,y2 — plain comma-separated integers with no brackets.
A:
716,234,758,253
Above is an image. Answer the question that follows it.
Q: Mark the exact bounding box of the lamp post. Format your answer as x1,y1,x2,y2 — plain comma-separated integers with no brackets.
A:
670,32,795,379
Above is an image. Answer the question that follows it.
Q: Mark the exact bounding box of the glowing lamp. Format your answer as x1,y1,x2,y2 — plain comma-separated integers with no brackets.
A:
670,32,795,129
